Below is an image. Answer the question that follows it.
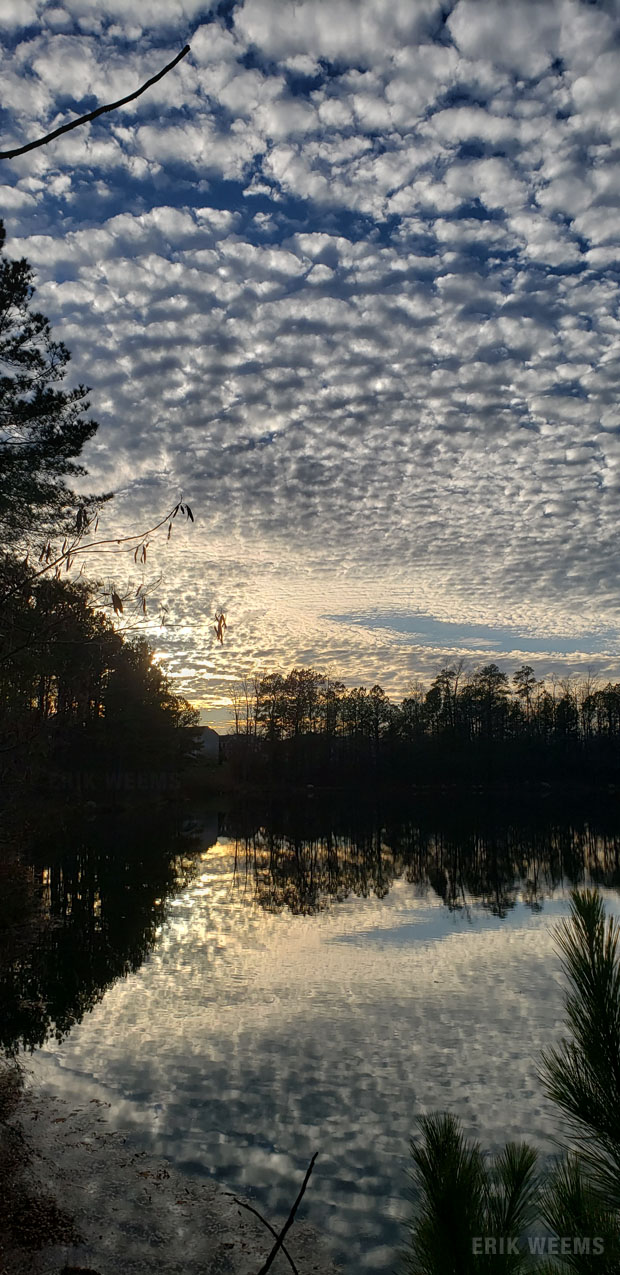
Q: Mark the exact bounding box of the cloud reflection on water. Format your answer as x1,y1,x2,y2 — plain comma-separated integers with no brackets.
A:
28,834,620,1272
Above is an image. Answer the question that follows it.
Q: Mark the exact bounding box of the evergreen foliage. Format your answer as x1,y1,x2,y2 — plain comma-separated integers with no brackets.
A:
0,553,198,782
403,891,620,1272
405,1115,538,1273
540,892,620,1211
0,220,110,550
0,225,198,779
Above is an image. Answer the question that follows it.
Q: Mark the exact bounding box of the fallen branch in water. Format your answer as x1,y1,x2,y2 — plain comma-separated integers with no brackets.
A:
225,1194,299,1274
256,1152,318,1275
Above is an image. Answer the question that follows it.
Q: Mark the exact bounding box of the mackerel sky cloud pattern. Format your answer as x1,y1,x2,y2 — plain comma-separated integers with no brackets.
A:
2,0,620,724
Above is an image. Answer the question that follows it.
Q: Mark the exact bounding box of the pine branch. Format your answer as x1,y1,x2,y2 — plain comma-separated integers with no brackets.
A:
539,889,620,1202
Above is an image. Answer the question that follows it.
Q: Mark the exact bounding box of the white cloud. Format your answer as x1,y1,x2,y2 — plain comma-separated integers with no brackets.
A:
447,0,562,79
3,0,620,719
235,0,440,67
0,0,38,27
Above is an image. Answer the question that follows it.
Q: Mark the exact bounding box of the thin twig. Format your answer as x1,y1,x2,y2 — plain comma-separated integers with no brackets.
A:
0,502,187,608
224,1194,299,1275
0,45,191,160
256,1153,318,1275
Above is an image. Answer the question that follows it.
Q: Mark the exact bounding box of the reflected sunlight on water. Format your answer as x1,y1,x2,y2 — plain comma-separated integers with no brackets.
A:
28,834,620,1272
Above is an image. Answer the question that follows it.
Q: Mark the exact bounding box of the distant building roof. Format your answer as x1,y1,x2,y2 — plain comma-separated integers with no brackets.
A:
182,725,220,757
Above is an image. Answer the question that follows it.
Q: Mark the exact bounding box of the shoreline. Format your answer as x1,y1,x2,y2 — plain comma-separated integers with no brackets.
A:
26,770,620,802
2,1076,342,1275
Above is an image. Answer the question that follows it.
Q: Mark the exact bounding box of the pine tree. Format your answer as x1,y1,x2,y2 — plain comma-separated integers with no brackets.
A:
0,219,110,551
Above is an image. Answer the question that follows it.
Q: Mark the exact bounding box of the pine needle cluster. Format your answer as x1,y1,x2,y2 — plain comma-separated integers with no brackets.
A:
403,890,620,1273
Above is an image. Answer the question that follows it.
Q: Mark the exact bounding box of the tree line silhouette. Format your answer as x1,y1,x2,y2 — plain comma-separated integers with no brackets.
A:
226,663,620,788
0,553,198,786
0,218,198,788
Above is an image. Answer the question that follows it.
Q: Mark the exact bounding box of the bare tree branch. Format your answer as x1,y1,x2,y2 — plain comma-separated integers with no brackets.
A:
224,1194,299,1275
38,501,190,584
0,500,194,628
0,44,191,161
256,1153,318,1275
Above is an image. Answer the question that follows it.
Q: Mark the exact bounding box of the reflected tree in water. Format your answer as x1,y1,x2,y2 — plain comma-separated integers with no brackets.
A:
225,805,620,919
0,804,201,1054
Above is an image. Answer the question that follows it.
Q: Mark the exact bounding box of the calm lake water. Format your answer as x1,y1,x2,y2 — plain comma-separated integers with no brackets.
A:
6,800,620,1272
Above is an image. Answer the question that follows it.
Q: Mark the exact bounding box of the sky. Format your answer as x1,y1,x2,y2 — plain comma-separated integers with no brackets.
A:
2,0,620,728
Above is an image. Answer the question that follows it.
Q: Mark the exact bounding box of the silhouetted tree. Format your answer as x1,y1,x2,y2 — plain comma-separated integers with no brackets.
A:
512,664,540,727
0,220,110,552
0,559,196,782
222,662,620,789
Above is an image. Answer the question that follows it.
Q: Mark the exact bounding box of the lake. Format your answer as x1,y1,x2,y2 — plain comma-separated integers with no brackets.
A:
5,797,620,1272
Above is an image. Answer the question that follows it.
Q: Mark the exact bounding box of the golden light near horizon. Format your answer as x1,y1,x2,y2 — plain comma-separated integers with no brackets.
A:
5,9,620,1275
4,0,620,728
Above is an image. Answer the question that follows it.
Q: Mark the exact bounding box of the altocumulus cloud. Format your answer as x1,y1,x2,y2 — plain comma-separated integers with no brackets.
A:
2,0,620,725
